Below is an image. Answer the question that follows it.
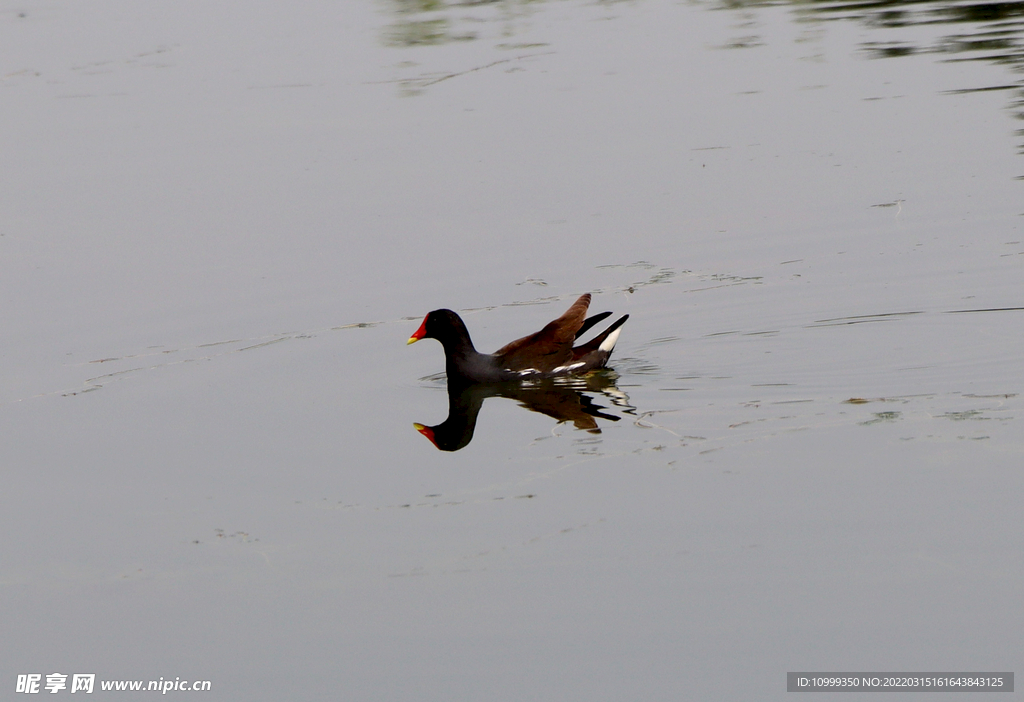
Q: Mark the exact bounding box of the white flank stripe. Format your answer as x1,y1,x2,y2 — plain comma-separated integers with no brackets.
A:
598,327,621,353
551,361,585,374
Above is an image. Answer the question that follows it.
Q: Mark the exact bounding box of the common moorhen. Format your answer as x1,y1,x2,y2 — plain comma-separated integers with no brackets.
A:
407,293,628,384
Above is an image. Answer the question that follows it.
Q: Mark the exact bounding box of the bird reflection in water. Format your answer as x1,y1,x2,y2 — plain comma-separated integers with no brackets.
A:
414,372,632,451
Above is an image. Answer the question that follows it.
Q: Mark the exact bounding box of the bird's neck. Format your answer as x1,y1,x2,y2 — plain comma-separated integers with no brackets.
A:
444,342,481,378
439,316,478,358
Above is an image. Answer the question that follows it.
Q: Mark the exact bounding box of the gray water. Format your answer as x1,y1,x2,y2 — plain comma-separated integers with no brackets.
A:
2,0,1022,699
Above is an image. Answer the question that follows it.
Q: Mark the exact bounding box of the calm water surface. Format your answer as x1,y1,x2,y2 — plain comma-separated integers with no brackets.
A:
2,0,1022,699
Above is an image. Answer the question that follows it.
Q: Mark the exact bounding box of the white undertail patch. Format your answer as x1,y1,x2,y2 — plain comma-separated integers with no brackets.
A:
598,327,621,353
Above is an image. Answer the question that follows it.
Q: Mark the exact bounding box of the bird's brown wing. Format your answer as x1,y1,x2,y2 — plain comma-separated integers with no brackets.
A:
493,294,591,372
